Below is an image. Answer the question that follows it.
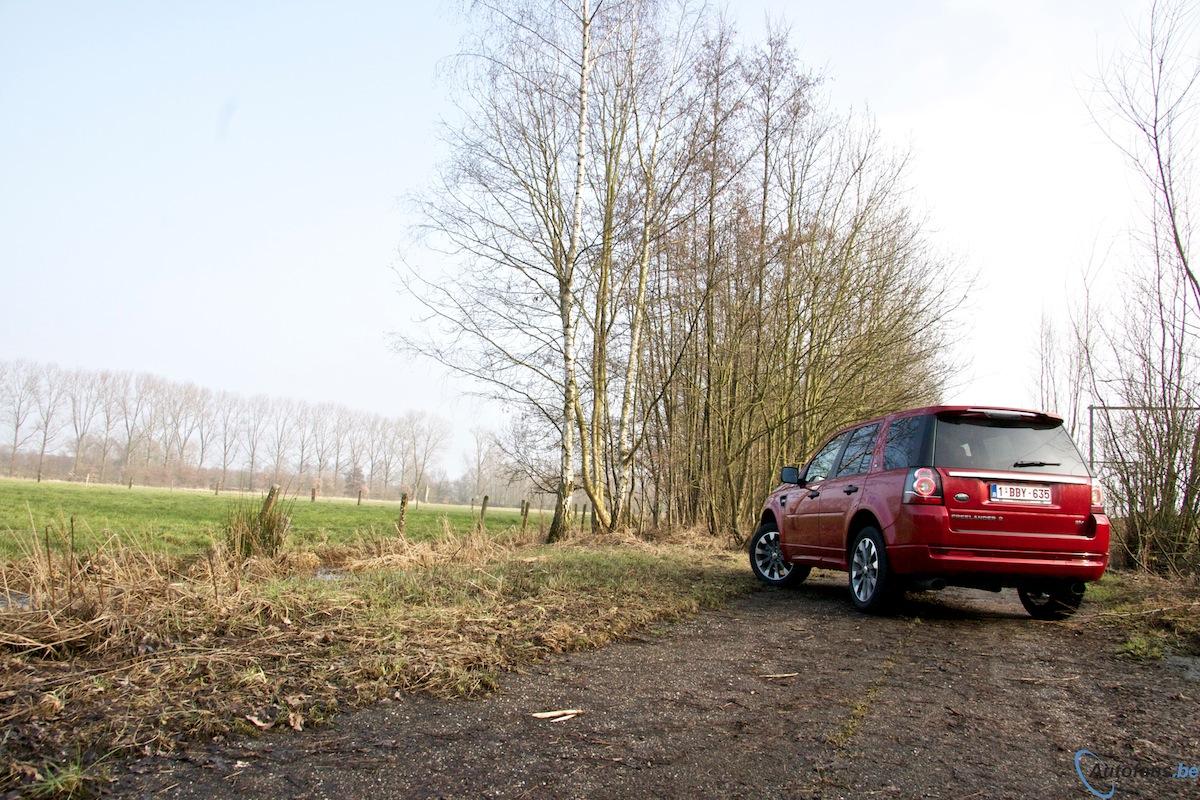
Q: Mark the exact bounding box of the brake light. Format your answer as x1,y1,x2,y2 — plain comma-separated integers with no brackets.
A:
1091,483,1104,513
904,467,943,505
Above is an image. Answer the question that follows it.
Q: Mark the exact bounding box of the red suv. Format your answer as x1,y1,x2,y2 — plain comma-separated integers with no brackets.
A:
749,406,1110,619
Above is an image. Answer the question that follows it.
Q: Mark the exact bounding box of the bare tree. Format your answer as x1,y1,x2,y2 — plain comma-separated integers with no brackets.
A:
403,0,602,540
214,392,241,491
408,412,450,503
3,361,39,477
65,368,101,478
240,395,270,490
266,398,296,487
94,371,120,482
310,403,335,494
294,402,313,487
1088,0,1200,572
116,372,142,482
191,386,214,477
403,1,962,540
32,363,67,482
468,426,498,501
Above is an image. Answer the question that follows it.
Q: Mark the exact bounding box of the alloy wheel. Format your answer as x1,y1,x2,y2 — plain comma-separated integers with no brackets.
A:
851,536,879,602
753,530,792,582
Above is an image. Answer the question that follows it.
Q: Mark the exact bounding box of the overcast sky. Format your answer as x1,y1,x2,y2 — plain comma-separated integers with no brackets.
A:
0,0,1143,469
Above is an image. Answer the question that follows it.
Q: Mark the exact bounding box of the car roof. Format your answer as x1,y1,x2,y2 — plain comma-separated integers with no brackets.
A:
833,404,1063,435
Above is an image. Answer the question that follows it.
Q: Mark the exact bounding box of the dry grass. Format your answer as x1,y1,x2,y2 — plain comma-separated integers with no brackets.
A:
1073,570,1200,659
0,523,750,796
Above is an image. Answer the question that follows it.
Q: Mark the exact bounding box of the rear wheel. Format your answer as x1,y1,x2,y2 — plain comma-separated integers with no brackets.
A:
848,526,898,613
1018,583,1084,620
749,522,809,587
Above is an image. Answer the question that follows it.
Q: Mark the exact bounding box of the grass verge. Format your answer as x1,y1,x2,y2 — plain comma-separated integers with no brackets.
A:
0,525,752,796
1074,570,1200,660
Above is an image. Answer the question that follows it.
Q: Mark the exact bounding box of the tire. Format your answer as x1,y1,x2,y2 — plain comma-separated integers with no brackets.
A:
1018,583,1084,620
848,526,898,613
749,522,810,587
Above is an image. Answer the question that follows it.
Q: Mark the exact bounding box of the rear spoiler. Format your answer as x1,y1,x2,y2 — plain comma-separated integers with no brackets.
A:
950,408,1062,422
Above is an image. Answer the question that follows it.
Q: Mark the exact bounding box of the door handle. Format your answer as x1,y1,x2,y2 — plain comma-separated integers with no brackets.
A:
807,490,820,499
843,485,859,495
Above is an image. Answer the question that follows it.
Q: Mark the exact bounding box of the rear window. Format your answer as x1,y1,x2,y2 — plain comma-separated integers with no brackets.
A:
933,415,1089,476
882,415,929,470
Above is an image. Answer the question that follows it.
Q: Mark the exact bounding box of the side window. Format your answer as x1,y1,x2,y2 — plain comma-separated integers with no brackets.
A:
804,432,851,484
835,424,880,477
883,416,925,471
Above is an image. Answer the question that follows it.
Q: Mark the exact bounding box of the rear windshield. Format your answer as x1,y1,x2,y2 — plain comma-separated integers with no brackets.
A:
933,415,1089,476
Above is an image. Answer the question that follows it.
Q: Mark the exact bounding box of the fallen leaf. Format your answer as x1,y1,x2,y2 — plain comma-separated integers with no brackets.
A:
550,713,579,723
288,711,304,731
233,760,252,770
759,673,799,680
244,714,274,730
35,692,64,718
14,763,43,782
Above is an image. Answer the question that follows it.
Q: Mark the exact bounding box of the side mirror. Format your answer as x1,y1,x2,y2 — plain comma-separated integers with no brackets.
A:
780,465,803,485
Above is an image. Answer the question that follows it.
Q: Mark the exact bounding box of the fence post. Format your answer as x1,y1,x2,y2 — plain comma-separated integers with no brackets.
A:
479,494,490,528
521,499,530,534
261,484,280,519
311,487,317,502
397,492,408,536
357,488,363,506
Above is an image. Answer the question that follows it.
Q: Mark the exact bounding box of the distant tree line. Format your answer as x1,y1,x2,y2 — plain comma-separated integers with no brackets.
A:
0,359,455,501
404,0,961,540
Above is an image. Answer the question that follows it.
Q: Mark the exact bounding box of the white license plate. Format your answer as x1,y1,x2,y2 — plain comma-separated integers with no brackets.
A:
989,483,1052,504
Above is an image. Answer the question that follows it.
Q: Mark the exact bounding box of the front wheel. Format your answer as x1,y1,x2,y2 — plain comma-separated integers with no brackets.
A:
848,527,898,613
749,523,810,587
1018,583,1084,620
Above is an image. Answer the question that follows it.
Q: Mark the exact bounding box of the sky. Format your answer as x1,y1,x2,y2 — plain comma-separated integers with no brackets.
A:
0,0,1145,470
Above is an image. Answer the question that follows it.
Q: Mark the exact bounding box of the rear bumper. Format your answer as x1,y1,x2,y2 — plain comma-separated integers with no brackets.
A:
889,543,1108,582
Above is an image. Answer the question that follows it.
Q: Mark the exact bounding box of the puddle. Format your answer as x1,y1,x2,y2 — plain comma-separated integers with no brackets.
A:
1165,654,1200,682
0,591,32,611
315,568,345,582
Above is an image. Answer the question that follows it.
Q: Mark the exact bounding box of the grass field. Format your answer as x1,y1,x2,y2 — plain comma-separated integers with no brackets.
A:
0,478,527,558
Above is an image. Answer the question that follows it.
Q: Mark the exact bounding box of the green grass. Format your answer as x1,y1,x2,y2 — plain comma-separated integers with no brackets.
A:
0,477,527,558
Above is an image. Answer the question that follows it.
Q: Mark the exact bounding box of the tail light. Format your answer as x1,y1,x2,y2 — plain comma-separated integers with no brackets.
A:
1090,483,1104,514
904,467,943,505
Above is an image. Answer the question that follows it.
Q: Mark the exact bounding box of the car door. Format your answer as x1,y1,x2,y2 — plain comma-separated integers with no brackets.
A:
815,423,880,561
783,431,851,560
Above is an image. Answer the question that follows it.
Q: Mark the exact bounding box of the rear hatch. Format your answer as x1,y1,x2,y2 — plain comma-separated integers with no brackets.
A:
932,410,1097,546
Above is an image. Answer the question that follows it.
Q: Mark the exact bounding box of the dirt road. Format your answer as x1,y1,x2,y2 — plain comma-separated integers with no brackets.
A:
117,572,1199,799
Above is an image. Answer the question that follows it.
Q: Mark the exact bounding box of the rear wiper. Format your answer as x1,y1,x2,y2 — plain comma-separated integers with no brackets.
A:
1012,460,1060,468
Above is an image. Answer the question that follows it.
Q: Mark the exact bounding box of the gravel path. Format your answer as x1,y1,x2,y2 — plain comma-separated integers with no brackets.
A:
116,572,1200,799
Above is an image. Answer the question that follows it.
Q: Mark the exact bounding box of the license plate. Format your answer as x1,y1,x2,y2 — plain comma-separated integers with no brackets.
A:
989,483,1052,504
